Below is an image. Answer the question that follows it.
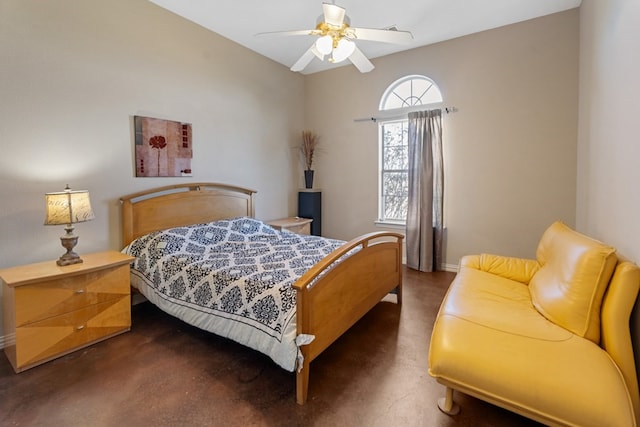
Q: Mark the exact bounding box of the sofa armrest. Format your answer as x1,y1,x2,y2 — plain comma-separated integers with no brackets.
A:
461,254,540,284
600,260,640,422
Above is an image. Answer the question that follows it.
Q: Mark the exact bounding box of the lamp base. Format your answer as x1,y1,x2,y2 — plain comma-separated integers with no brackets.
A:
56,253,83,266
57,234,83,266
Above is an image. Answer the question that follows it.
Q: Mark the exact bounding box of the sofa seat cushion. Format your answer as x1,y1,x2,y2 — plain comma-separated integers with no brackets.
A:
429,267,635,427
441,268,571,341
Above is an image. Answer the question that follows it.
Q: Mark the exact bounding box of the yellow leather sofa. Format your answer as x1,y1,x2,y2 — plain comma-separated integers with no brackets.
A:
428,221,640,426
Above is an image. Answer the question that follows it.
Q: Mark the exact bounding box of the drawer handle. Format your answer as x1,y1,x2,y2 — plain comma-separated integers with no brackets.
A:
76,325,85,331
75,289,86,294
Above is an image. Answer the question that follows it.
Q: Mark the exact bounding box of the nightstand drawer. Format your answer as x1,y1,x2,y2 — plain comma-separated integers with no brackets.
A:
267,217,313,235
13,296,130,371
13,263,130,327
285,222,310,235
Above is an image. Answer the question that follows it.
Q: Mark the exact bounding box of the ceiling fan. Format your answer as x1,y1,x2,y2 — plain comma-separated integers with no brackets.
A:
258,2,413,73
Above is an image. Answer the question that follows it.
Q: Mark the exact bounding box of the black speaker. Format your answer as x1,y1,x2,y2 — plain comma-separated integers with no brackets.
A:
298,191,321,236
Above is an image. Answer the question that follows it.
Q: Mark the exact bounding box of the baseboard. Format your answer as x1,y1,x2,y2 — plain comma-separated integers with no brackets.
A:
0,333,15,350
441,263,458,272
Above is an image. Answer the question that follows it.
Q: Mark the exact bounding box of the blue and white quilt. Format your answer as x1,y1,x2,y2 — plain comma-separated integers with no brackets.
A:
123,217,345,371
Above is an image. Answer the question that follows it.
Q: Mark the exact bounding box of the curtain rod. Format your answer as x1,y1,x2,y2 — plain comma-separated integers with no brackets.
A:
354,106,458,123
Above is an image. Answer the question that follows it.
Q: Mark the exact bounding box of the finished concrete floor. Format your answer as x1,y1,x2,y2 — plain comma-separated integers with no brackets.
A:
0,267,541,426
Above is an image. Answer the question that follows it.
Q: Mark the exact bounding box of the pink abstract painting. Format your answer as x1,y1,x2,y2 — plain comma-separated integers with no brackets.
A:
134,116,192,177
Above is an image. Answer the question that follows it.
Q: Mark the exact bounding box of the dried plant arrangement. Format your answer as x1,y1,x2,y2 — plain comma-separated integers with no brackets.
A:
301,130,319,170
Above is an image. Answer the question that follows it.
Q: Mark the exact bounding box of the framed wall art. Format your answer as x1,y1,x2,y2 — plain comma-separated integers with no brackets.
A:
134,115,193,177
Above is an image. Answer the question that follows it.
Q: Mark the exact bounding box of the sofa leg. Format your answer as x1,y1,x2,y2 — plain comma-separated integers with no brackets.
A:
437,387,460,415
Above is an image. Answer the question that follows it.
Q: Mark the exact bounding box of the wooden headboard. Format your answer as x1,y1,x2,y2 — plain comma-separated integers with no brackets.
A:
119,182,257,246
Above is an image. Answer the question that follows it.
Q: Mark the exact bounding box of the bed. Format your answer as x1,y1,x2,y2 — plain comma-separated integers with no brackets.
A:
119,182,403,404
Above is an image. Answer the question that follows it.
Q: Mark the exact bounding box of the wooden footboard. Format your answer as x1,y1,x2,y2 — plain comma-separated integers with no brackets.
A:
292,231,404,404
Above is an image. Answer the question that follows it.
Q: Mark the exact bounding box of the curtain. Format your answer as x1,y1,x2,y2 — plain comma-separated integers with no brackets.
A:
406,109,444,272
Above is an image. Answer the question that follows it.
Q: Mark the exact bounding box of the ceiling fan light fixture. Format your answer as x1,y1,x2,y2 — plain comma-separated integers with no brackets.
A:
259,2,412,73
315,35,333,55
331,38,355,63
310,44,325,61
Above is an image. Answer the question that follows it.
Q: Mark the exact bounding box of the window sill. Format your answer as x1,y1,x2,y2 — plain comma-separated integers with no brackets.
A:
374,220,406,230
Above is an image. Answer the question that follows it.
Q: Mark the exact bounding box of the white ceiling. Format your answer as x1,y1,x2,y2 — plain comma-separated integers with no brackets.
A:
149,0,581,74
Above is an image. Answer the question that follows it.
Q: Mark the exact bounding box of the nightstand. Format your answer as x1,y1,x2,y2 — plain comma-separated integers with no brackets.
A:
267,217,313,235
1,251,134,373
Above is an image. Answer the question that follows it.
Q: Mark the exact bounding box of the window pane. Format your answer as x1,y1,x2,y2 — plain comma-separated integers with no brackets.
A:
384,146,407,170
383,172,408,193
383,94,404,110
380,119,409,222
392,82,412,102
382,122,406,146
382,122,408,171
422,87,443,104
412,79,431,97
382,171,408,221
383,194,408,221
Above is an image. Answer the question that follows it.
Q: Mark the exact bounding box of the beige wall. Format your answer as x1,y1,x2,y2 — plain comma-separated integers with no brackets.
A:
0,3,585,341
577,0,640,263
0,0,304,340
305,10,579,267
0,0,304,271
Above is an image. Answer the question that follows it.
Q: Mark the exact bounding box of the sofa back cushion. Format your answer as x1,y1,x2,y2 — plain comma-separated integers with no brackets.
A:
529,221,617,343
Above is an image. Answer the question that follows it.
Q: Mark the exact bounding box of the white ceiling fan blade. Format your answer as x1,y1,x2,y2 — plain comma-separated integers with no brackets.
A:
290,45,317,72
322,3,346,26
348,46,374,73
255,29,315,37
310,45,325,61
351,27,413,44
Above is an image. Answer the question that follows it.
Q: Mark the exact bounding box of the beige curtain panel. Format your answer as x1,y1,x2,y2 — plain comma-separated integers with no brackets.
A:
406,109,444,272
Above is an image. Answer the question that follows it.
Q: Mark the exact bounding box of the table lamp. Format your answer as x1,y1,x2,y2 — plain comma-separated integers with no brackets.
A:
44,184,95,266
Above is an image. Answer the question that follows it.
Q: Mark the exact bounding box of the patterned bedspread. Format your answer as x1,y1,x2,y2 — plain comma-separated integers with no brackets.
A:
123,217,345,371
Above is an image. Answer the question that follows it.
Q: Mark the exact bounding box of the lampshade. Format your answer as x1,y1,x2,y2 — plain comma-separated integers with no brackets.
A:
315,35,333,56
332,38,355,63
45,187,95,226
44,185,95,266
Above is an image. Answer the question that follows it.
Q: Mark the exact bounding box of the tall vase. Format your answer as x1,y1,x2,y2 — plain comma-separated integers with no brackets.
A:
304,170,314,189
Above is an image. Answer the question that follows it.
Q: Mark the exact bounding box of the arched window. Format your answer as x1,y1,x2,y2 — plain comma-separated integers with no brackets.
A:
380,75,443,112
378,75,442,224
